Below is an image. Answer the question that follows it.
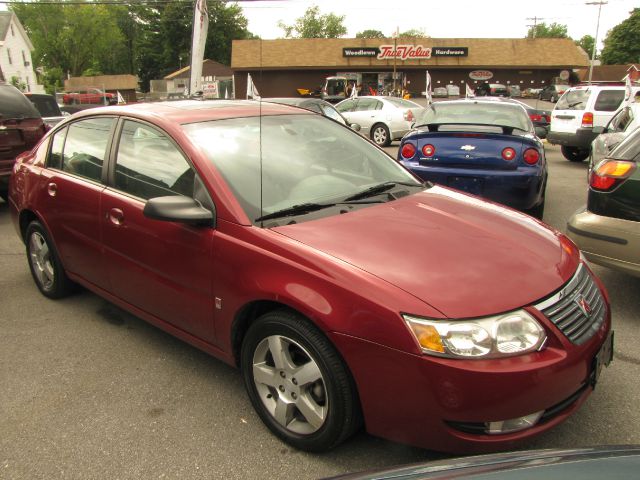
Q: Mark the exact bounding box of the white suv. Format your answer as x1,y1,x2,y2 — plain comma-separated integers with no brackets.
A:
547,84,640,162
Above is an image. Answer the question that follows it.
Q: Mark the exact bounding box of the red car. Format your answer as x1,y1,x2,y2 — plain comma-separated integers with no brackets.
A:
62,88,116,106
8,101,612,453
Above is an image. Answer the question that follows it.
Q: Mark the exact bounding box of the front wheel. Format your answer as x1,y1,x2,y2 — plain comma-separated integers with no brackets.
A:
25,221,75,299
561,146,590,162
241,309,361,452
371,123,391,147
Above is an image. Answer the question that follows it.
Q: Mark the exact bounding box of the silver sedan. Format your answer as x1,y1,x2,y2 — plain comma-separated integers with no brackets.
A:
335,96,423,147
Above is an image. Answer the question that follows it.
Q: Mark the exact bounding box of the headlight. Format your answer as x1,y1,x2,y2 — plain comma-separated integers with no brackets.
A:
403,310,546,359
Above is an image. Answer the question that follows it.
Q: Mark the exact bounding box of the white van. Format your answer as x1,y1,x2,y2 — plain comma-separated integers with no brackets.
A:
547,84,639,162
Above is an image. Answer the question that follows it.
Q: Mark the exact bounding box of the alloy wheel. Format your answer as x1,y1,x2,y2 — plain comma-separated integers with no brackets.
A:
252,334,328,435
28,231,55,291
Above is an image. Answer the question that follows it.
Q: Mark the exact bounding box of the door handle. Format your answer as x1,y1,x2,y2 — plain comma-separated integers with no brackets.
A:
47,182,57,197
107,208,125,226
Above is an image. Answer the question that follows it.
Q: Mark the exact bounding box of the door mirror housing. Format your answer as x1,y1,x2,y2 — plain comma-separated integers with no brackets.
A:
143,196,213,226
350,123,361,132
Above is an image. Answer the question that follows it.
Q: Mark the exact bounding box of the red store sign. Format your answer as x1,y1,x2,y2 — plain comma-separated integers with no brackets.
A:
378,45,432,60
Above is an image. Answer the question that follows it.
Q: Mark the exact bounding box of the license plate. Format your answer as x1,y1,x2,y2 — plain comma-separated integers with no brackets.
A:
591,331,614,387
447,176,483,196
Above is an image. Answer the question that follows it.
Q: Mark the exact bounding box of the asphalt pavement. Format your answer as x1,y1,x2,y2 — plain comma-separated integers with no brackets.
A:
1,117,640,479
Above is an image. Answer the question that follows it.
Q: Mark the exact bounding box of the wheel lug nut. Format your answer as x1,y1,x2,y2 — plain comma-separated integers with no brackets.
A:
279,385,285,392
291,392,297,399
292,378,298,385
280,371,286,378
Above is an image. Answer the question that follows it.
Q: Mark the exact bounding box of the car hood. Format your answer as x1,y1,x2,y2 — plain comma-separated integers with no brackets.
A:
273,186,578,318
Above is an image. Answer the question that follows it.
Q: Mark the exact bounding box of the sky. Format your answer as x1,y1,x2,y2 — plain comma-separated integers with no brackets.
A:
239,0,638,49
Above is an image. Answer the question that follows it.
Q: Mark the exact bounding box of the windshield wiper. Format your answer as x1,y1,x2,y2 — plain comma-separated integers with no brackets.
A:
255,199,388,222
255,202,334,222
343,181,423,201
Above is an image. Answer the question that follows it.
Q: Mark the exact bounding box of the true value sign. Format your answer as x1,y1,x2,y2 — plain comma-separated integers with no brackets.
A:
378,45,432,60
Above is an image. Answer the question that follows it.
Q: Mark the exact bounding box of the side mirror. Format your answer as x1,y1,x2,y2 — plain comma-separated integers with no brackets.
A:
143,196,213,226
534,126,547,139
350,123,361,132
593,126,605,135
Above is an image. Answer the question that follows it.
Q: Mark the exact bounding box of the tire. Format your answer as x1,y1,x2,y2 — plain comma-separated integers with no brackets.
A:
551,95,557,103
25,221,75,299
561,146,590,162
241,309,361,452
527,199,545,220
371,123,391,147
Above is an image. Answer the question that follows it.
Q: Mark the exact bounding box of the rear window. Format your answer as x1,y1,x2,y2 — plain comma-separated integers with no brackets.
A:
28,95,62,117
415,101,530,132
0,84,41,119
609,126,640,161
593,90,625,112
556,89,591,111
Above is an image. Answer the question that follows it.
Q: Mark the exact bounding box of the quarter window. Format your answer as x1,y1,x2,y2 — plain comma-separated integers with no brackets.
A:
114,120,194,200
594,90,625,112
336,99,355,113
48,127,67,170
61,117,114,182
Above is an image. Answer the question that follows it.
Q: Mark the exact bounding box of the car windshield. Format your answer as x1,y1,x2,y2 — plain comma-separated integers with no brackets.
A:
414,101,530,132
182,114,422,225
556,89,590,110
28,95,62,117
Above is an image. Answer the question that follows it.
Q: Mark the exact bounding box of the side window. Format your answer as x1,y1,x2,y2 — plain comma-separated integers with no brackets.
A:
374,100,384,110
594,90,625,112
336,99,355,113
48,127,67,169
62,117,114,182
114,120,194,200
355,99,376,111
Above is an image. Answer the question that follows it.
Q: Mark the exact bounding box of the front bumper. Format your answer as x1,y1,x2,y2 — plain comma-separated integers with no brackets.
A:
547,128,597,149
330,293,610,453
567,207,640,277
401,162,544,211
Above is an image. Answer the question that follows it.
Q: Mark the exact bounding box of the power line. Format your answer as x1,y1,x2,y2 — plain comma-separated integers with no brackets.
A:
525,16,548,38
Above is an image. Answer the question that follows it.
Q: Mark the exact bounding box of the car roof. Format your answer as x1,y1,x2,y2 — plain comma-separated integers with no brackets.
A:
72,100,311,124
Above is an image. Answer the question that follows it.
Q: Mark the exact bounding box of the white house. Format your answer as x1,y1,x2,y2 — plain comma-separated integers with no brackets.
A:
0,11,44,93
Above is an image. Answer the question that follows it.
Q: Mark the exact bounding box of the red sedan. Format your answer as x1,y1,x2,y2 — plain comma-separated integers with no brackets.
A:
8,101,612,453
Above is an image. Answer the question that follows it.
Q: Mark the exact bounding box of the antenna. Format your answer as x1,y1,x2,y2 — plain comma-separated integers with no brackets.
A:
526,16,547,39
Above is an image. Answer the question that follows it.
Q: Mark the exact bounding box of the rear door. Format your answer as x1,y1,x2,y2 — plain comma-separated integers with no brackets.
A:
37,117,115,290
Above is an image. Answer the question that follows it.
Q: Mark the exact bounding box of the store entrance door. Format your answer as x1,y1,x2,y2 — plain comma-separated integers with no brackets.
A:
361,73,378,96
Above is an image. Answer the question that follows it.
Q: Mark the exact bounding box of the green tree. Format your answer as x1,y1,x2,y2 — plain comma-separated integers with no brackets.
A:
398,28,429,38
600,8,640,65
278,5,347,38
356,29,385,39
527,22,569,39
11,1,125,77
576,35,596,58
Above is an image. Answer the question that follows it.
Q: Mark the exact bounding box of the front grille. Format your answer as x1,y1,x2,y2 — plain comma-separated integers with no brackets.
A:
534,264,606,345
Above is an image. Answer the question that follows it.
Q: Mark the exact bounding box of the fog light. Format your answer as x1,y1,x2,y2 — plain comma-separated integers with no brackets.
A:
486,411,543,434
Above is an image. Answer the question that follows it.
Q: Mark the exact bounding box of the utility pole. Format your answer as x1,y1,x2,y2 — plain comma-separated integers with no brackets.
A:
526,16,546,39
393,26,398,96
586,1,607,85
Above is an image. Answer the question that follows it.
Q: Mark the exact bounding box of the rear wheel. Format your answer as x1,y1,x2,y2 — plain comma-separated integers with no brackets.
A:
25,221,75,299
371,123,391,147
241,309,361,452
561,146,590,162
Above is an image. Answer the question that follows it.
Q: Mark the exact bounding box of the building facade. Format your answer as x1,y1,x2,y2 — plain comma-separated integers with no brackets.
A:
231,37,589,99
0,12,43,93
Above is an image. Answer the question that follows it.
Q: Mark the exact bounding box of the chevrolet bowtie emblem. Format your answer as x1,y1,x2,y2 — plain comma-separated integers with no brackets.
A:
460,145,475,151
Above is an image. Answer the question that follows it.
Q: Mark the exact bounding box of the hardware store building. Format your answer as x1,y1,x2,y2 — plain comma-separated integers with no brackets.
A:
231,37,589,98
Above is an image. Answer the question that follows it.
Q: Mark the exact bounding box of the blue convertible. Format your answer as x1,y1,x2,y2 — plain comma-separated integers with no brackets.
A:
398,100,547,219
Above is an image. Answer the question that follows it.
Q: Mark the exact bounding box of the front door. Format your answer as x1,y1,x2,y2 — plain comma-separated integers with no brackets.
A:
100,119,215,342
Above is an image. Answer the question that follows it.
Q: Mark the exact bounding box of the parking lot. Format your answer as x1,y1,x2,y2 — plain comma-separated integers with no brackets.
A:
1,130,640,479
